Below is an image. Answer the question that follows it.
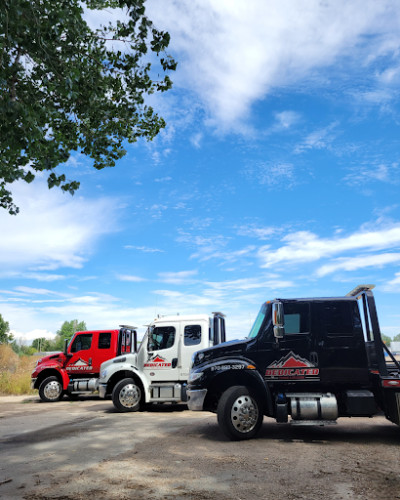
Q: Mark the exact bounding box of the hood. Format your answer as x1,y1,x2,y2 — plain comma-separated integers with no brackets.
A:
100,352,138,370
36,351,65,366
193,337,254,367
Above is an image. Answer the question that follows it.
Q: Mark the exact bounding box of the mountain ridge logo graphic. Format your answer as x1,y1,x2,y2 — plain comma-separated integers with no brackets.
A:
72,358,89,366
67,358,91,371
265,351,319,380
144,354,172,368
267,351,315,369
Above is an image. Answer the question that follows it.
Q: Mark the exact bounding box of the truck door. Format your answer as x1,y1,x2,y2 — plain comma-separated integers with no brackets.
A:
178,323,204,380
255,301,319,384
65,332,95,376
92,332,116,373
315,300,369,384
142,323,179,382
269,301,318,379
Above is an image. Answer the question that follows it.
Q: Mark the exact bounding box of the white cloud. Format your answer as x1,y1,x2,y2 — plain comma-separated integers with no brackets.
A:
206,277,295,292
124,245,165,253
117,275,147,282
0,181,119,271
148,0,400,128
344,162,399,186
259,223,400,269
295,122,339,153
244,162,295,188
317,253,400,277
236,224,278,240
270,111,301,132
14,286,66,296
158,270,198,285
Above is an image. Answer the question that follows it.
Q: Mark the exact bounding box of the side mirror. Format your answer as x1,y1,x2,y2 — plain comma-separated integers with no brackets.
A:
272,302,285,339
64,338,68,356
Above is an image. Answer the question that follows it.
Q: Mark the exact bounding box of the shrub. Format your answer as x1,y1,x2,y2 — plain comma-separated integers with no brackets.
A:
0,344,36,395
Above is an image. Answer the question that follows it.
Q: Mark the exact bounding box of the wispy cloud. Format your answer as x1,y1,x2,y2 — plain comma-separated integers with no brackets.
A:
316,253,400,277
158,270,198,285
344,162,400,186
0,181,119,271
117,275,147,282
148,0,400,129
244,162,296,188
236,224,279,240
295,122,339,154
258,222,400,269
124,245,165,253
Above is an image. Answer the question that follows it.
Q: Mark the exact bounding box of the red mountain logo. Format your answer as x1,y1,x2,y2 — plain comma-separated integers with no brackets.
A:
152,356,167,363
66,358,91,371
144,354,171,369
265,351,319,380
267,352,315,369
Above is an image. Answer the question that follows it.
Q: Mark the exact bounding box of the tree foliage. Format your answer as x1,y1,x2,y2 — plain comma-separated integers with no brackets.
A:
32,319,87,352
0,0,176,214
0,313,14,344
381,333,391,346
53,319,87,350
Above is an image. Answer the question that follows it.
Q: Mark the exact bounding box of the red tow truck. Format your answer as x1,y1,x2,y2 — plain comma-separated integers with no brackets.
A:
31,326,137,402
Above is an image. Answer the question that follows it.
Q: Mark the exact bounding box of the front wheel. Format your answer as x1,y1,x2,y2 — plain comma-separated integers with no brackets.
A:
112,378,142,412
217,385,263,440
38,376,63,402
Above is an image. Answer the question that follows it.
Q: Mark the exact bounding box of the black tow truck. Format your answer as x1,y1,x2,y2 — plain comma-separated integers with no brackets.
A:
187,285,400,440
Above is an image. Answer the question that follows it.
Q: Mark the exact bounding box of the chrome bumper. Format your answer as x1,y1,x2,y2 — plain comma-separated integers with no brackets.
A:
99,383,107,399
186,388,207,411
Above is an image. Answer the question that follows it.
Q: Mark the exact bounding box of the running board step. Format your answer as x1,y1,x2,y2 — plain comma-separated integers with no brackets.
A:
290,420,337,426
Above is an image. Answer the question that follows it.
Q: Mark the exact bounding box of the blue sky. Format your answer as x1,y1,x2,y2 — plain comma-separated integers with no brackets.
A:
2,0,400,343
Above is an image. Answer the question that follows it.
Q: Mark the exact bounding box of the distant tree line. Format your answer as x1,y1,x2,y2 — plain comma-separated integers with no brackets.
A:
0,314,87,355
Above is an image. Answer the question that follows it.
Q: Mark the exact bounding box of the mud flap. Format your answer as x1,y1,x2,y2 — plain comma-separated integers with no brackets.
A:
383,390,400,425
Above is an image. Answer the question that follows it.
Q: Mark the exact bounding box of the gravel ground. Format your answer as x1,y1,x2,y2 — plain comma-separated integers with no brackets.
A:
1,396,400,500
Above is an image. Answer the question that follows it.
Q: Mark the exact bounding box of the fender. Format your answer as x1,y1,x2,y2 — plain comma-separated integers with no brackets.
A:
104,362,151,402
35,365,70,390
123,366,151,403
196,357,273,415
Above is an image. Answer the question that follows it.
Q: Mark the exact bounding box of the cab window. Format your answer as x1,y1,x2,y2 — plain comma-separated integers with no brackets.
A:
70,334,92,352
284,302,310,334
98,332,112,349
148,326,175,351
184,325,201,346
322,301,361,336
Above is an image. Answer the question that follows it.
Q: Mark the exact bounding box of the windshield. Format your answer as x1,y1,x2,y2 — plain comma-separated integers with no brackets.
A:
248,303,268,339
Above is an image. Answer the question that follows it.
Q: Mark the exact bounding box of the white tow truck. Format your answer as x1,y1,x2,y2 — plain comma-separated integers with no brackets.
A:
98,312,226,411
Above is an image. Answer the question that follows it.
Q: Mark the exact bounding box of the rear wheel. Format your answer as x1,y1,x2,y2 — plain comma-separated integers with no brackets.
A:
38,376,63,402
217,385,263,440
112,378,142,412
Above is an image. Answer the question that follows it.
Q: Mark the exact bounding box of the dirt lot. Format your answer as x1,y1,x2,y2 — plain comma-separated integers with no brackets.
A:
1,396,400,500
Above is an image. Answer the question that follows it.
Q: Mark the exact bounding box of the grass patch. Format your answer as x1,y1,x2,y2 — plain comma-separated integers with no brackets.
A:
0,344,36,395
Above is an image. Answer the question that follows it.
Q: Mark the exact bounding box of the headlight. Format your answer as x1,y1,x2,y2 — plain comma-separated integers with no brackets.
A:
100,369,107,379
188,371,203,383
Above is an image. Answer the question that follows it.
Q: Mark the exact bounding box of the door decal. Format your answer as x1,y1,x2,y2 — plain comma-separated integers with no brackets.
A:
66,358,91,371
265,351,319,380
144,354,171,368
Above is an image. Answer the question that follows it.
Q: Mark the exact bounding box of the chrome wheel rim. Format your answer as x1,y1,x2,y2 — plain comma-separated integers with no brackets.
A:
231,395,258,433
119,384,141,409
44,380,62,400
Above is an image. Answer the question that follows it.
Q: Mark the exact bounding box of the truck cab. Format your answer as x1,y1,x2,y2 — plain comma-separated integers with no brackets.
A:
31,326,137,402
187,285,400,440
98,312,226,411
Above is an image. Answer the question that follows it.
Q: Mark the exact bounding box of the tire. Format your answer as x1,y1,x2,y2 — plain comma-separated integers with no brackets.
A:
112,378,142,412
217,385,263,440
38,376,63,402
